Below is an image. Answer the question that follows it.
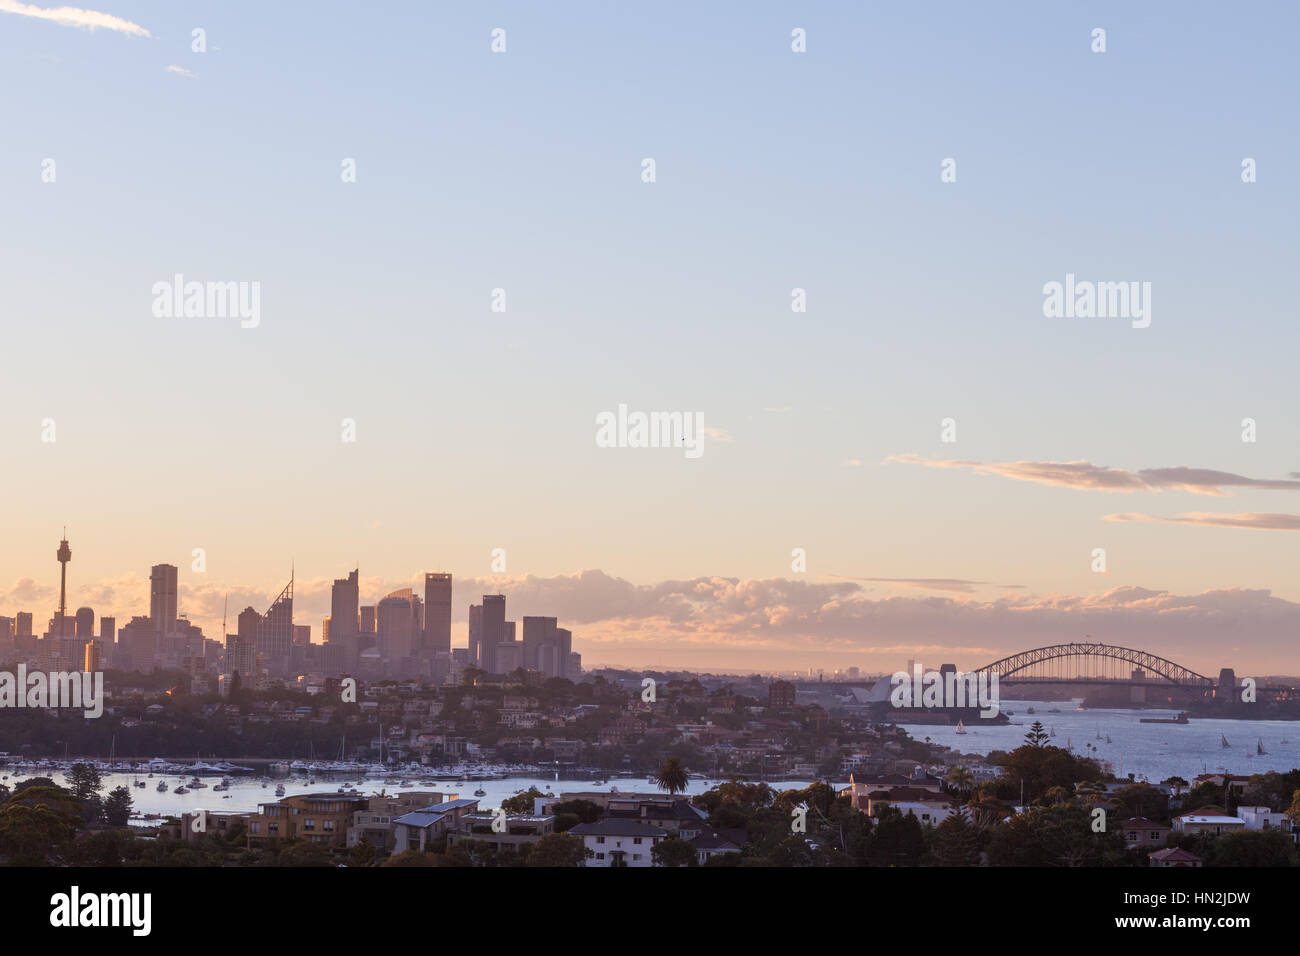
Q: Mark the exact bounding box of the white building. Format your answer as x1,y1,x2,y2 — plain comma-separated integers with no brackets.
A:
1172,811,1246,836
1236,805,1298,840
570,820,667,867
891,801,958,827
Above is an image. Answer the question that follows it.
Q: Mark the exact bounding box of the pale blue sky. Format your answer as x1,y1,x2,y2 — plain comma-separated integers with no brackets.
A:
2,1,1297,671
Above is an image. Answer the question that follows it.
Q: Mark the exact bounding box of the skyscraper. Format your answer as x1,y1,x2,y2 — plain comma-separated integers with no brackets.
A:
257,576,294,675
423,573,452,656
329,569,359,644
480,594,506,674
150,564,178,640
377,589,416,664
75,607,94,639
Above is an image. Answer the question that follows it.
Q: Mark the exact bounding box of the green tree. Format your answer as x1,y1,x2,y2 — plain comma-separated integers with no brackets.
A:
66,763,103,802
653,757,689,796
500,788,545,814
933,810,980,866
526,832,587,867
651,836,697,868
1024,721,1050,747
1208,829,1297,867
103,786,133,828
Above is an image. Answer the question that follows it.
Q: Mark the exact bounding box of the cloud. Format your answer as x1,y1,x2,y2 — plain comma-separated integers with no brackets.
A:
14,567,1299,674
887,454,1300,497
0,0,150,36
1105,512,1300,531
842,458,862,467
701,426,734,443
827,576,1020,594
165,64,197,78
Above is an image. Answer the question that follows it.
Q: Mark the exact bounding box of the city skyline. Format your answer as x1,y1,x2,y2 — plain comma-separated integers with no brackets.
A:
4,528,1300,677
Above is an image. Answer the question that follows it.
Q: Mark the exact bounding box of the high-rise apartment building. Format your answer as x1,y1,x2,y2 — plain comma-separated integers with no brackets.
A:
330,569,360,643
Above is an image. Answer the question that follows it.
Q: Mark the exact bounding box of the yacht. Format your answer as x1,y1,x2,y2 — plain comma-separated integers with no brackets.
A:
156,781,168,792
174,786,190,795
275,784,286,796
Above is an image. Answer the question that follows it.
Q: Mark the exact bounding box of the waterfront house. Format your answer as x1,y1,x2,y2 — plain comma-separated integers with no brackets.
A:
247,793,368,847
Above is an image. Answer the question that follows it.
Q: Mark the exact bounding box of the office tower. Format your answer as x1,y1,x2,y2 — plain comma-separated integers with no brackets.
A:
15,612,32,639
256,576,294,674
422,573,452,656
566,651,581,678
556,628,572,677
480,594,505,674
0,617,12,642
100,616,116,644
233,606,261,677
496,641,522,674
321,618,331,643
360,605,376,637
294,625,311,645
329,569,360,643
119,615,157,672
468,603,482,669
150,564,179,640
75,607,94,639
54,532,71,636
376,589,415,662
522,616,556,671
84,639,102,672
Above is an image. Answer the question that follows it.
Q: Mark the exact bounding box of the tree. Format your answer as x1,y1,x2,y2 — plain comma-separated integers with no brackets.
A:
653,757,689,796
1024,721,1050,748
933,810,979,866
500,788,545,814
0,803,74,865
651,836,697,868
103,786,133,828
526,833,587,867
946,766,974,799
1209,829,1297,867
66,763,103,802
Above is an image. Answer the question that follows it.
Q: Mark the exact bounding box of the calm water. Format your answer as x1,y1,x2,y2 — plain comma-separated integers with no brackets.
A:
900,698,1300,783
4,770,816,820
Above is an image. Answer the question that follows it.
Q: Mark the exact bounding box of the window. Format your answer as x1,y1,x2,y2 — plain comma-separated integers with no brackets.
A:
596,836,605,844
633,837,642,845
633,854,641,861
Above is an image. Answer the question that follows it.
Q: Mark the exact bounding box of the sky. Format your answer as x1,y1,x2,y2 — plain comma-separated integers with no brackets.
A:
1,1,1297,676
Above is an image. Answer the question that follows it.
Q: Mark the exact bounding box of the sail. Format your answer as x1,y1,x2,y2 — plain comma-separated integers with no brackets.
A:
1258,738,1267,755
1221,734,1230,748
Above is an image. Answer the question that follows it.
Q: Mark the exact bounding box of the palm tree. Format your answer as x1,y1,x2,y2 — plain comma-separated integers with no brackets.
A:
653,757,689,796
946,766,974,799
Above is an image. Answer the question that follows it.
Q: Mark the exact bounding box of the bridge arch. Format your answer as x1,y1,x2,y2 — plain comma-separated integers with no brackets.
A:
972,642,1212,687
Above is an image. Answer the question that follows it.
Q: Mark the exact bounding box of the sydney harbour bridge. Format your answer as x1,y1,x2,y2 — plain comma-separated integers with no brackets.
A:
966,641,1226,706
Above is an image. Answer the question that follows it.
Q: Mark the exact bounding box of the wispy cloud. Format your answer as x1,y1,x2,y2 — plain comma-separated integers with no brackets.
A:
841,458,861,467
887,454,1300,497
165,64,197,78
701,426,734,443
827,576,1024,594
0,0,150,37
1105,512,1300,531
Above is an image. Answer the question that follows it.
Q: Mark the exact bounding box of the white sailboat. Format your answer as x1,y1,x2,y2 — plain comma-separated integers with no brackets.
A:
954,720,967,735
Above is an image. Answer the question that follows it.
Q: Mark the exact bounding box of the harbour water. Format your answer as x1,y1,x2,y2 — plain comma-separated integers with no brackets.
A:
901,698,1300,783
1,769,816,821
